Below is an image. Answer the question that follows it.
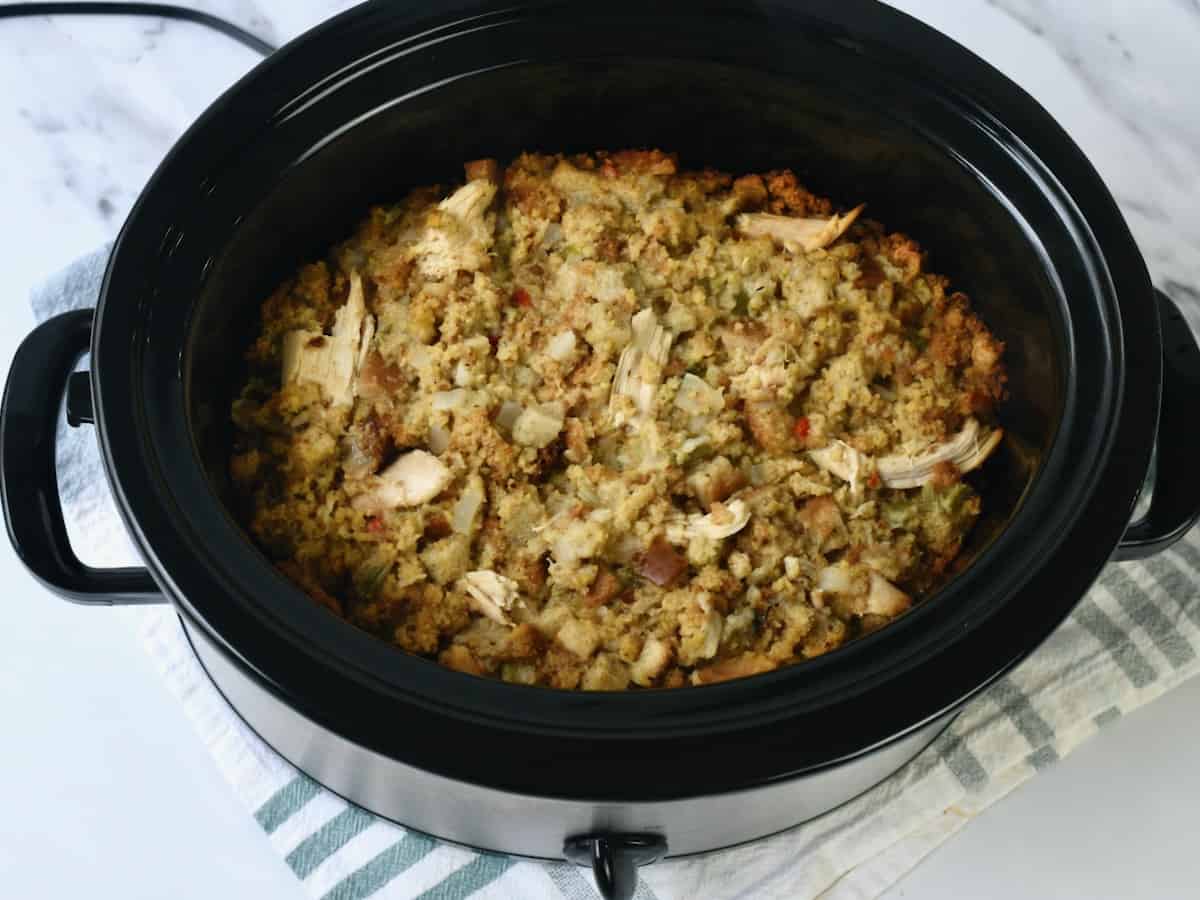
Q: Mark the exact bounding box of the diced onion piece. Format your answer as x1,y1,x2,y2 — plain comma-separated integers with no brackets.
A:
541,222,562,247
407,343,432,371
817,564,854,594
674,372,723,417
341,428,381,480
546,329,577,361
513,365,539,388
451,473,486,535
699,609,723,661
432,389,470,411
428,425,451,456
495,400,523,431
511,403,565,448
675,435,711,463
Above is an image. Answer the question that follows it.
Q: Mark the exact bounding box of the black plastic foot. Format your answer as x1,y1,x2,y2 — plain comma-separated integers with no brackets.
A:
563,833,667,900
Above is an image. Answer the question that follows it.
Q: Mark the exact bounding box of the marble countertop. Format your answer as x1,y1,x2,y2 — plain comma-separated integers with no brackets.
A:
1,2,1198,898
3,0,1198,326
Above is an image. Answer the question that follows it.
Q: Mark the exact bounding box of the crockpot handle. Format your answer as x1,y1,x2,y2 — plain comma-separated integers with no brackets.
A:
563,833,666,900
1,309,162,604
1113,289,1200,561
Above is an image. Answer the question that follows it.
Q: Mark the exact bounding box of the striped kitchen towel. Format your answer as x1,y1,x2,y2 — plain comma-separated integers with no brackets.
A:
34,247,1200,900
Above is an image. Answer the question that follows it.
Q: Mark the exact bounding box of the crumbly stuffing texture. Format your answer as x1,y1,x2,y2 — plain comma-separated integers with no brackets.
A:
230,149,1006,690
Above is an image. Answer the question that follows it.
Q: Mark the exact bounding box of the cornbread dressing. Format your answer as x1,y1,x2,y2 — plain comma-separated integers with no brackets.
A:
230,150,1006,690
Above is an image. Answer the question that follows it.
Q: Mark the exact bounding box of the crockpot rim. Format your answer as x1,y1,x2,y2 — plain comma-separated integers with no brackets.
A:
90,0,1158,798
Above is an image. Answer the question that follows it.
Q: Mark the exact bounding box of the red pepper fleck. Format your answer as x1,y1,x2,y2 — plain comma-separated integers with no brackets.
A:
792,416,811,441
366,516,384,533
867,471,882,489
512,287,532,308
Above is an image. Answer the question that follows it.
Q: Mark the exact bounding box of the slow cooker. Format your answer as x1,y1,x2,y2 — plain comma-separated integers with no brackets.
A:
5,2,1200,898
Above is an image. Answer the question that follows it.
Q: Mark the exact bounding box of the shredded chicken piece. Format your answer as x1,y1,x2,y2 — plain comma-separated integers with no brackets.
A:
808,440,870,495
736,204,865,252
281,271,375,406
609,308,673,428
439,179,495,221
808,419,1002,490
351,450,451,512
876,419,1003,488
458,570,520,626
355,310,376,376
666,498,751,544
411,179,498,280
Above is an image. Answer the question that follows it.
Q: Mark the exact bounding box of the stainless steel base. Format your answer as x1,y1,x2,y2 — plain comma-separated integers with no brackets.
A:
184,617,953,859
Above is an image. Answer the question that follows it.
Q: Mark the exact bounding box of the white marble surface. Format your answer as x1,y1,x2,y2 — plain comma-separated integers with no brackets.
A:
0,2,1198,898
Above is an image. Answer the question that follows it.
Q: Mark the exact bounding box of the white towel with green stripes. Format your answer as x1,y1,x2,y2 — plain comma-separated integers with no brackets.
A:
34,248,1200,900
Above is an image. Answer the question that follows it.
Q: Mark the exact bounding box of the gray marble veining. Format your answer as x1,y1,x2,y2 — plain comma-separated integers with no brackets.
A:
0,0,1195,328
